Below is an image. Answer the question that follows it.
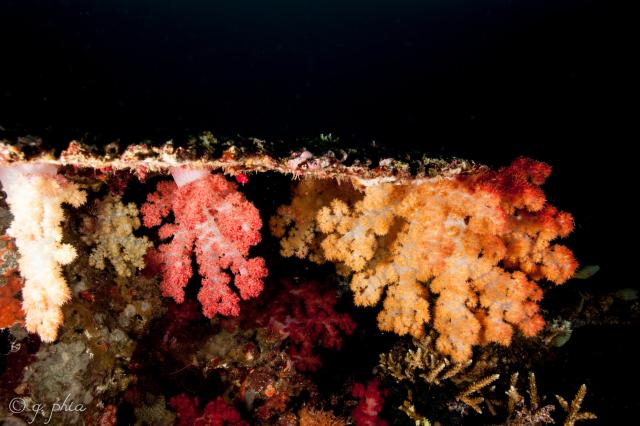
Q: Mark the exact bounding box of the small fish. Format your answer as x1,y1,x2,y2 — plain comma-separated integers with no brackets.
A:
573,265,600,279
614,288,638,301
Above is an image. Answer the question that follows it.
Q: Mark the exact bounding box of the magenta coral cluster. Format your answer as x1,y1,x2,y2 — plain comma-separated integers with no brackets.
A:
159,300,202,351
141,170,267,318
251,279,357,371
352,379,388,426
169,394,247,426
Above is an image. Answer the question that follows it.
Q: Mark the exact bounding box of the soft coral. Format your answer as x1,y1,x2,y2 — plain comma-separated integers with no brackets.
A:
169,394,247,426
141,169,267,318
352,379,388,426
276,158,577,363
0,270,24,328
250,279,356,371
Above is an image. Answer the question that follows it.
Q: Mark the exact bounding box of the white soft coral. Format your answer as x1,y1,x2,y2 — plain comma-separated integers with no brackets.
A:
0,163,86,342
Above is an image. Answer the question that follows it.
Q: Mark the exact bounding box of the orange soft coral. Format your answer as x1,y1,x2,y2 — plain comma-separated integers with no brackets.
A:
272,158,578,362
270,178,361,263
502,206,577,284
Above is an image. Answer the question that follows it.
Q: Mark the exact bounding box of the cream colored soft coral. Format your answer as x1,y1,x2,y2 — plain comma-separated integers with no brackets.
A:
83,194,151,277
0,163,86,342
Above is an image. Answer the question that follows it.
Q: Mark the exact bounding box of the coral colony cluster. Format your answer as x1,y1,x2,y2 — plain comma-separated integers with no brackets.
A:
0,136,599,425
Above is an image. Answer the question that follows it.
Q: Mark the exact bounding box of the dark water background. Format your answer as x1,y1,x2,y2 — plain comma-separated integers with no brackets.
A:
0,1,636,423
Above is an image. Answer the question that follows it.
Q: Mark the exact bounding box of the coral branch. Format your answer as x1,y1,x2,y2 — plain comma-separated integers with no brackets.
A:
141,170,267,318
456,373,500,414
506,372,555,425
556,385,597,426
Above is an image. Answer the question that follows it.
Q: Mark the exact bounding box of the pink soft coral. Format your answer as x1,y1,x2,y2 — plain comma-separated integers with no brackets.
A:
141,169,267,318
169,394,247,426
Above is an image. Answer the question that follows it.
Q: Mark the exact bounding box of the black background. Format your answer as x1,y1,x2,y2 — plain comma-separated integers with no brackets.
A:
0,0,636,423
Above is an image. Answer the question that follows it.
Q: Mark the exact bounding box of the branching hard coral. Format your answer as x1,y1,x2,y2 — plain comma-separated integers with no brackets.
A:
378,333,471,385
273,158,577,362
555,385,597,426
456,373,500,414
0,163,86,342
506,372,555,425
399,390,431,426
506,372,595,426
141,168,267,318
83,194,152,277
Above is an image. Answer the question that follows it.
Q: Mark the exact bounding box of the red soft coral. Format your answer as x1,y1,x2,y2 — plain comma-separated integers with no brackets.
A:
0,270,24,328
160,300,203,351
252,279,356,371
141,170,267,318
169,394,247,426
468,156,553,213
351,379,388,426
